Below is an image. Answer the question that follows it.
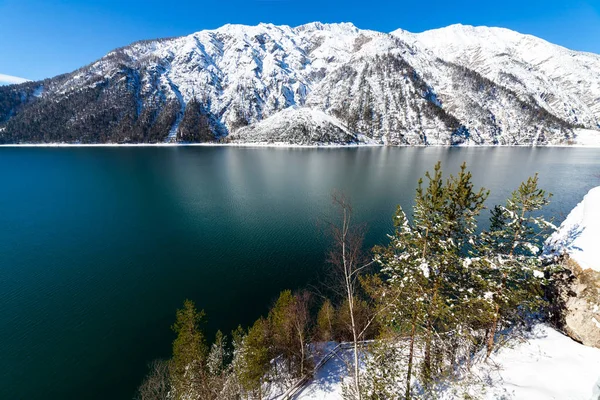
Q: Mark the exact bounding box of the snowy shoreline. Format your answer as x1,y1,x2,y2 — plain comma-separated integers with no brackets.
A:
1,142,600,149
1,128,598,148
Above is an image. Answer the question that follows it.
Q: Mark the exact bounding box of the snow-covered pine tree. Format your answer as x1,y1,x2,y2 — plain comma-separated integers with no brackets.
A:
411,162,488,386
372,162,488,397
221,325,246,398
207,330,228,377
477,173,554,357
372,206,428,399
190,330,233,399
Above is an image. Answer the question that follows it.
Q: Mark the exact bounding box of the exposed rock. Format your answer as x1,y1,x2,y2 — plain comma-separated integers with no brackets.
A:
545,186,600,348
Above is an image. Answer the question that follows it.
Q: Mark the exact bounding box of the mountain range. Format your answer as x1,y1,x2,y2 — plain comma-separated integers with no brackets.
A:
1,22,599,145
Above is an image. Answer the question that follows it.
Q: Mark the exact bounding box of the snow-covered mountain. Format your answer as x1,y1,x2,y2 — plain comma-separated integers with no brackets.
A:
393,24,600,130
0,22,598,145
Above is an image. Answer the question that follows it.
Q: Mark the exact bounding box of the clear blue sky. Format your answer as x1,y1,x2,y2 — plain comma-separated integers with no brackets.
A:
1,0,599,81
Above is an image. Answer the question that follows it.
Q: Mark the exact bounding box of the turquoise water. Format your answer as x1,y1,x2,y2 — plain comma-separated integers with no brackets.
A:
0,146,598,399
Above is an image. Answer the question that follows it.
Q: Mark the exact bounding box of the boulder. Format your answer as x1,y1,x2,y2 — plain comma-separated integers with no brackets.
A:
545,186,600,348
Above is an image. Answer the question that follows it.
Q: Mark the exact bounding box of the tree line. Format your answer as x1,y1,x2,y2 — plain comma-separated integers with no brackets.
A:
137,162,559,400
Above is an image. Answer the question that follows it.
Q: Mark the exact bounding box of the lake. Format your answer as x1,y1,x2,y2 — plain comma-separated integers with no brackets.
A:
0,146,599,399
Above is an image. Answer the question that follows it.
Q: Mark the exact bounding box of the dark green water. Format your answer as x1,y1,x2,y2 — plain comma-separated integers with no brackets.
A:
0,146,599,399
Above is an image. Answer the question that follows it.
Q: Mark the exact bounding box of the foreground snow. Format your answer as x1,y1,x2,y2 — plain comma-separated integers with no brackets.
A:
545,186,600,271
293,346,358,400
292,326,600,399
477,325,600,400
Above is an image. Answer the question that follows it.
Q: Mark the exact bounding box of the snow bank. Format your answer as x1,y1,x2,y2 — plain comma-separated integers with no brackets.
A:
479,325,600,400
545,186,600,271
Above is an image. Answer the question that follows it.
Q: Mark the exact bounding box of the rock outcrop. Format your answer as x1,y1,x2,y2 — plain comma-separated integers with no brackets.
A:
545,186,600,348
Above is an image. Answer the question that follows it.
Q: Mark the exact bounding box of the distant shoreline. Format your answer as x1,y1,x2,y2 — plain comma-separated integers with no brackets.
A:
1,143,600,149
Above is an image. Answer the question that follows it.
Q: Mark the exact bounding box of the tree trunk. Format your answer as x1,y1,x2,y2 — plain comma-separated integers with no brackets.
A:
423,330,432,385
423,277,439,386
486,304,500,359
342,206,361,400
405,315,417,400
348,284,361,399
298,330,305,376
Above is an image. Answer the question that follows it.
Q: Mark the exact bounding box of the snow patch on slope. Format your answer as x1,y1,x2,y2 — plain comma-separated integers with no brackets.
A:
545,186,600,271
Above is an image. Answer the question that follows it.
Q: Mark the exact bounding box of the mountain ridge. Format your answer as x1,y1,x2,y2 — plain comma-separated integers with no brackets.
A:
0,22,598,145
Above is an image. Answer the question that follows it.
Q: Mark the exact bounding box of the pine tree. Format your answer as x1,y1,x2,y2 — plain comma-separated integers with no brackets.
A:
269,290,295,373
372,162,488,396
224,325,247,398
478,173,554,357
237,317,271,399
372,206,429,399
411,162,487,386
359,337,404,400
170,299,208,400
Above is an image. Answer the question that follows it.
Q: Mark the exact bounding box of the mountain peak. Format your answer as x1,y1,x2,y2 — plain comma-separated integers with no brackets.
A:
0,73,30,86
293,21,358,33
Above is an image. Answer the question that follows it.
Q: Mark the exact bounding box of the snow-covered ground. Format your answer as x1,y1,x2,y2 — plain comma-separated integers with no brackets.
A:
293,346,355,400
292,326,600,400
476,325,600,400
545,186,600,271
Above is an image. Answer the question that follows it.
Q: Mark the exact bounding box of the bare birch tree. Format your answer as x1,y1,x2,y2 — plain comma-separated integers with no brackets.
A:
325,193,377,399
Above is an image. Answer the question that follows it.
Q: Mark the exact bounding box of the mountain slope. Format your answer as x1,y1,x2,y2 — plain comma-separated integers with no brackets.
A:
0,22,597,145
394,24,600,130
